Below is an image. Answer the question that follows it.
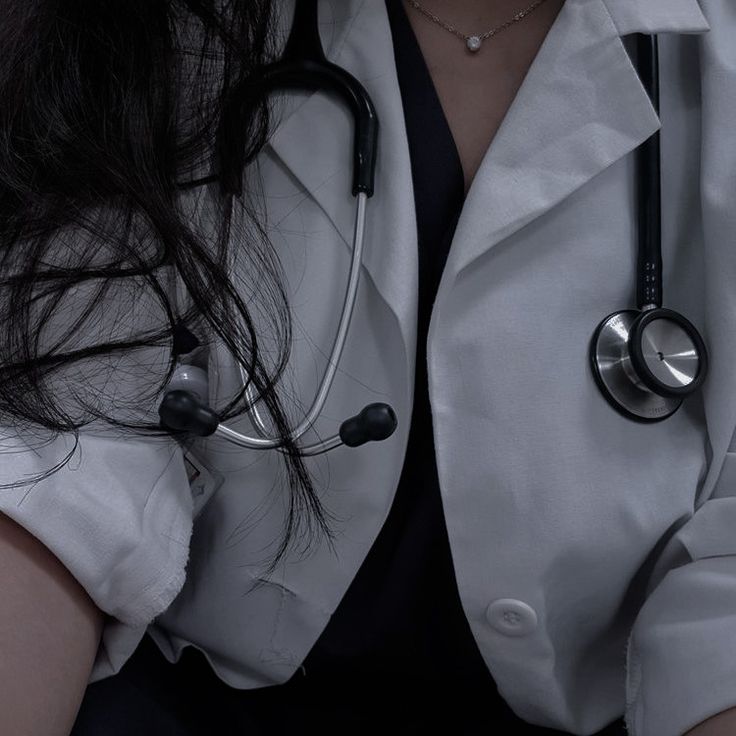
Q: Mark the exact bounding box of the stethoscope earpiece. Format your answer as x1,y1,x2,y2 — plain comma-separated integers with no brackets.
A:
339,403,398,447
158,0,395,456
159,390,220,436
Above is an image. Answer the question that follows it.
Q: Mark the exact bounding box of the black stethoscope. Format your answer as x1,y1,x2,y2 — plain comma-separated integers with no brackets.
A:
589,33,708,422
160,5,708,452
160,0,398,454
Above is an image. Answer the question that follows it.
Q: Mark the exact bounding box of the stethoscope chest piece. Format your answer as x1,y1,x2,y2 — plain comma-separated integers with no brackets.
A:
590,308,707,423
589,33,709,423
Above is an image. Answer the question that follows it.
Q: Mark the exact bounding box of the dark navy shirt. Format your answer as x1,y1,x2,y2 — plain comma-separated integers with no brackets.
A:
295,0,511,729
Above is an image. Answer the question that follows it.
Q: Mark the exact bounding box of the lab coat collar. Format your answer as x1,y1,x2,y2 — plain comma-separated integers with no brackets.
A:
265,0,710,321
601,0,710,36
446,0,710,278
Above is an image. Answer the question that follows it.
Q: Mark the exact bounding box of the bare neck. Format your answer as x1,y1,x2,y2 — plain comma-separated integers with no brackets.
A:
403,0,566,193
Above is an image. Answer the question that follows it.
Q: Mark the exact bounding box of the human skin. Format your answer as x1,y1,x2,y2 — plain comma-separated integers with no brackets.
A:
0,512,103,736
684,708,736,736
403,0,566,192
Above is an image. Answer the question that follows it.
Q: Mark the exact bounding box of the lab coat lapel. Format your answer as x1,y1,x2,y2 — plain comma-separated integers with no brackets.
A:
603,0,711,36
695,5,736,495
266,0,418,354
444,0,710,279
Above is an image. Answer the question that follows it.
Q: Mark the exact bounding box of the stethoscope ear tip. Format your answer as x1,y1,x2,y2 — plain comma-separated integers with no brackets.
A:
159,390,220,436
339,403,398,448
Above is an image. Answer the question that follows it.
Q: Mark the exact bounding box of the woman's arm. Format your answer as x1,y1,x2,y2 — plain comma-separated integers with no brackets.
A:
684,708,736,736
0,512,103,736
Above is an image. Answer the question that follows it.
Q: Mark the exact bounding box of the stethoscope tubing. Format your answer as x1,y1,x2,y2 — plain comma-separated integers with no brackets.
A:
231,193,369,454
160,1,398,452
587,33,708,423
635,33,663,310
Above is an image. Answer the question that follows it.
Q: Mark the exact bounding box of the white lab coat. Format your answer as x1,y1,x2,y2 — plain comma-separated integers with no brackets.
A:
1,1,735,735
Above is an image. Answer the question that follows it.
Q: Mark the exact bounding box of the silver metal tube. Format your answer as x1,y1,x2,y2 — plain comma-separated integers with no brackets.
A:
243,381,270,438
214,423,343,455
293,433,344,456
286,192,367,439
214,421,282,449
213,193,368,452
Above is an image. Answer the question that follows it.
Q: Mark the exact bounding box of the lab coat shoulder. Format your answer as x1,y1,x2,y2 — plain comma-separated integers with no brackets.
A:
0,430,193,678
625,3,736,735
0,215,195,680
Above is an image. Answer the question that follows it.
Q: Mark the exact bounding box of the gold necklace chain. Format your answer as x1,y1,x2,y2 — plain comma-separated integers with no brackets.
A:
406,0,551,52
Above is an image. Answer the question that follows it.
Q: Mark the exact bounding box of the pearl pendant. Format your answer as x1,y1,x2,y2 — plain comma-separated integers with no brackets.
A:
466,36,482,52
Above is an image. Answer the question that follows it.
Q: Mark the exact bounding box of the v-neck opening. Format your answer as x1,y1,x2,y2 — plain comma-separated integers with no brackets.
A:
384,0,466,204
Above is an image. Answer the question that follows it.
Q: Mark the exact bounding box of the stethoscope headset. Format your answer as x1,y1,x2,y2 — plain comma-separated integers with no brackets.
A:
160,4,709,455
589,34,708,422
159,0,398,456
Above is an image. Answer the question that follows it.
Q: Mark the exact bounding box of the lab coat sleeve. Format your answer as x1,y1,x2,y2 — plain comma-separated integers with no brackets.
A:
624,493,736,736
0,430,193,680
0,216,196,680
624,4,736,735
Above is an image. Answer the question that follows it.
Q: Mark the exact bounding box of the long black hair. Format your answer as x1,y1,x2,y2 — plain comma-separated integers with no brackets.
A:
0,0,333,566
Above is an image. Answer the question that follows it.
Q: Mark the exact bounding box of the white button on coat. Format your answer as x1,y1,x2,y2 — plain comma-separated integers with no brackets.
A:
486,599,539,637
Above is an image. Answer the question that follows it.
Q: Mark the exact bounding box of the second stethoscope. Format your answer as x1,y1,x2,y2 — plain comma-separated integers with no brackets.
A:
589,33,707,422
160,10,709,455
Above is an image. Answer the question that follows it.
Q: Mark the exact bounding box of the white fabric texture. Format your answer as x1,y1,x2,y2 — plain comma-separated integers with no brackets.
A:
0,215,195,678
0,429,193,679
0,432,192,630
624,2,736,734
